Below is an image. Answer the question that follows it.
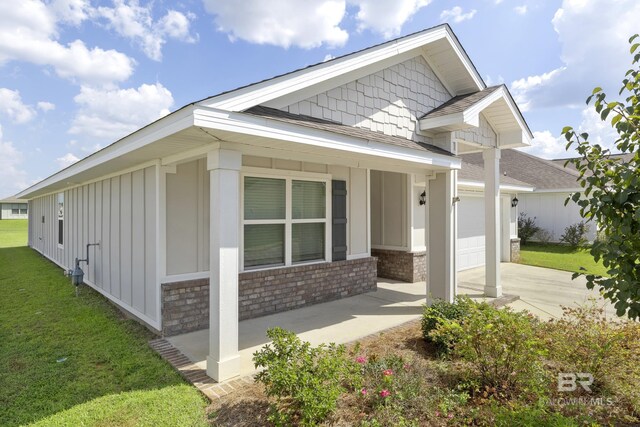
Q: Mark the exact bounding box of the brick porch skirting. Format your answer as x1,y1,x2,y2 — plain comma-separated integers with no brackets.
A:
371,248,426,283
161,257,377,336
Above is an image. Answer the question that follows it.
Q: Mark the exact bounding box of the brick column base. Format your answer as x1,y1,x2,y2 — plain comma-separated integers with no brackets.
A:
510,238,521,262
371,249,426,283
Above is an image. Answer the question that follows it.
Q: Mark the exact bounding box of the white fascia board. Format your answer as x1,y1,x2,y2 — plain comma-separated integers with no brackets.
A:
16,106,196,199
495,86,533,141
201,26,484,112
193,107,461,170
458,179,534,192
530,188,582,194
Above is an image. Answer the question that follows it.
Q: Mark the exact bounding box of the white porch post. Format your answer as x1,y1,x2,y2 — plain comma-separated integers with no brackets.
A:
426,169,457,303
483,148,502,297
206,148,242,382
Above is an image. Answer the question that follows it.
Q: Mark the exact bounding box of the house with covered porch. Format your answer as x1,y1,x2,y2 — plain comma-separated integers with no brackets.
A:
16,24,531,382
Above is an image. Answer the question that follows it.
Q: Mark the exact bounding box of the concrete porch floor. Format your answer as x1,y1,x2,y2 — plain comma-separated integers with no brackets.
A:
166,263,614,378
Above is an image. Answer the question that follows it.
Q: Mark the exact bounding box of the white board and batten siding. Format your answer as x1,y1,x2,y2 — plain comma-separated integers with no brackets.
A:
28,166,159,330
519,192,597,242
163,156,371,279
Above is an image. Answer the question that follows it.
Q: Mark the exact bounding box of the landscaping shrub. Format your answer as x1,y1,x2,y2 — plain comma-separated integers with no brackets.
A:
421,296,475,353
518,212,540,245
541,301,640,413
431,304,548,398
534,228,553,244
559,221,590,248
253,327,360,426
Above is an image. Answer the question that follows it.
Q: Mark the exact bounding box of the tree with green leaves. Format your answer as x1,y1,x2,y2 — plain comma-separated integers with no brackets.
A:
562,34,640,319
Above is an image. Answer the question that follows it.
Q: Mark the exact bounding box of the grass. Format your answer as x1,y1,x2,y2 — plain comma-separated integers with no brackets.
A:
519,243,608,277
0,219,28,248
0,220,208,426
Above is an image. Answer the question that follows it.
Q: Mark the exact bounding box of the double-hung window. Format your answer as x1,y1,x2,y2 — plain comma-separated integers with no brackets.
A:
243,175,328,270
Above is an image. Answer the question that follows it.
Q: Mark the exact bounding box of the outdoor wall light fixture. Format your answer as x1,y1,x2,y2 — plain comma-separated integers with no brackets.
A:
419,191,426,205
511,196,519,208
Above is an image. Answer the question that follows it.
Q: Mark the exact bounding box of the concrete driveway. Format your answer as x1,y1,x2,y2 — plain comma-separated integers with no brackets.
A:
167,263,613,378
459,263,615,320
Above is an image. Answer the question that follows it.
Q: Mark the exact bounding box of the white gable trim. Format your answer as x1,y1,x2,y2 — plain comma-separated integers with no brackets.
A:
200,25,484,112
419,86,532,148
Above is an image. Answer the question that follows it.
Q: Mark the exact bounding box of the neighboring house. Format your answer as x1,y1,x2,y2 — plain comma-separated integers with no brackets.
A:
0,198,28,220
463,149,596,242
16,24,532,382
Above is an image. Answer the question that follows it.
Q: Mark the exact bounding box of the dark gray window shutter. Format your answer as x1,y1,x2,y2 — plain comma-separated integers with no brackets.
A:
332,180,347,261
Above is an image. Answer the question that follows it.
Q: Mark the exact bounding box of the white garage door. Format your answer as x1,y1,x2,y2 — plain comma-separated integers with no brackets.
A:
457,194,485,271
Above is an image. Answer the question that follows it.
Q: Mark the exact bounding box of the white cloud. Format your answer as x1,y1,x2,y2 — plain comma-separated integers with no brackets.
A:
48,0,91,26
203,0,434,48
350,0,431,38
203,0,348,49
510,0,640,111
521,130,566,159
514,5,528,15
440,6,477,23
522,106,620,159
0,0,134,85
485,74,504,86
56,152,80,168
0,125,29,198
511,67,566,111
94,0,196,61
37,101,55,112
0,88,36,124
70,83,173,140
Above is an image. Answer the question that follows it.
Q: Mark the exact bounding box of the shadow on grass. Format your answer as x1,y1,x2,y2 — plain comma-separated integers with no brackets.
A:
0,246,206,426
521,243,584,254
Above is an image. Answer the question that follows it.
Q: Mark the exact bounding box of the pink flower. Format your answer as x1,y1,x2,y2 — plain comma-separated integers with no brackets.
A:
356,356,367,364
435,411,441,417
403,364,411,371
379,389,391,398
382,369,393,376
360,388,368,396
447,413,454,419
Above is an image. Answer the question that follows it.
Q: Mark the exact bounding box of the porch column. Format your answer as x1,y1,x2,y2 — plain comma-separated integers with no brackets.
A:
206,148,242,382
483,148,502,297
427,169,457,303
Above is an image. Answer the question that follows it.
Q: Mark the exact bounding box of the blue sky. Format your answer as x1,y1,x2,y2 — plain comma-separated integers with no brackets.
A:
0,0,637,198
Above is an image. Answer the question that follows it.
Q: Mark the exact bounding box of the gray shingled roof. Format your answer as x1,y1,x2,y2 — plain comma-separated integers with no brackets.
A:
420,86,501,119
459,161,532,188
552,153,635,174
461,149,581,190
244,106,455,157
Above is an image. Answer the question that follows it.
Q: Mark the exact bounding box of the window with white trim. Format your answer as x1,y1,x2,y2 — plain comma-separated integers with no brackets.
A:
57,193,64,246
243,175,328,270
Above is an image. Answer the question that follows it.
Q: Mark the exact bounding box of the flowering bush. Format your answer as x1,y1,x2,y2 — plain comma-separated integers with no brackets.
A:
253,327,360,426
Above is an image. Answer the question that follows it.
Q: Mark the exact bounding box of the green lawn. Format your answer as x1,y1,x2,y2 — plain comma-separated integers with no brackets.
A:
0,220,208,426
0,219,28,248
519,243,608,276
